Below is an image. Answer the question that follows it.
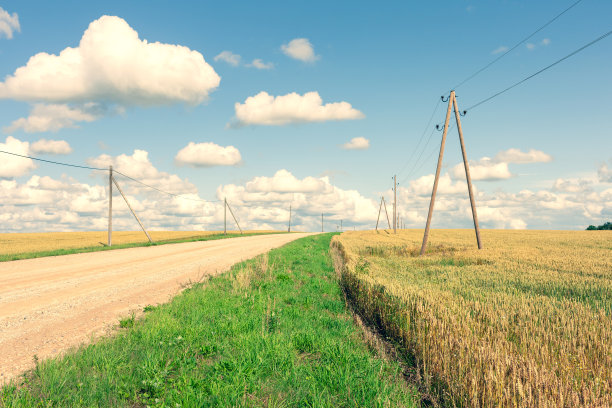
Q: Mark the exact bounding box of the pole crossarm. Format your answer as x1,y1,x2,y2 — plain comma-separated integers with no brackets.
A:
420,90,482,255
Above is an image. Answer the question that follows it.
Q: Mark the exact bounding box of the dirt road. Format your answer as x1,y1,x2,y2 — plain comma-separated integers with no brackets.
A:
0,233,314,384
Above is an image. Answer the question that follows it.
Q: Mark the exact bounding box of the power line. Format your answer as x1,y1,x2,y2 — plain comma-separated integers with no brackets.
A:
452,0,585,90
112,171,221,203
464,28,612,113
0,149,105,171
0,150,221,204
397,98,441,179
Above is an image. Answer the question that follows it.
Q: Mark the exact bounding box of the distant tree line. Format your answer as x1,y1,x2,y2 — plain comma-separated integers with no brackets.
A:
586,222,612,230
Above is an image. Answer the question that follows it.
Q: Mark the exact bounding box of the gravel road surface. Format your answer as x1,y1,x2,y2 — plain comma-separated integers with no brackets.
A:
0,233,314,384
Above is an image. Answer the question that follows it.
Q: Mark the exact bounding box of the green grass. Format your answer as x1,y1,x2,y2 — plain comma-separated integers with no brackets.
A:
0,232,282,262
1,234,418,407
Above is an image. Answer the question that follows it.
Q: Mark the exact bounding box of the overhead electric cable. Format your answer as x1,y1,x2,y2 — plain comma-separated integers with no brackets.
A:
0,150,221,204
112,170,222,203
0,150,105,171
452,0,585,90
397,98,441,178
464,28,612,113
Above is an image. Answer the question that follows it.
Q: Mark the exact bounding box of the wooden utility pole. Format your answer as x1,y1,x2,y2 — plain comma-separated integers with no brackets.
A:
321,213,324,232
393,175,397,234
288,204,292,232
382,197,391,229
224,198,227,234
453,93,483,250
108,165,112,246
420,90,482,255
111,176,153,243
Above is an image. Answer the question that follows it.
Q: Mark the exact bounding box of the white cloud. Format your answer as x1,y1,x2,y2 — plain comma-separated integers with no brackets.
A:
246,169,328,193
452,158,513,181
0,136,36,177
175,142,241,167
0,7,20,39
541,38,551,46
552,177,592,193
599,163,612,183
526,43,536,50
217,169,378,230
0,15,220,106
30,139,73,155
4,103,101,133
214,50,241,67
87,149,197,195
231,91,364,127
494,148,552,164
281,38,319,62
247,59,274,70
491,45,508,55
342,137,370,150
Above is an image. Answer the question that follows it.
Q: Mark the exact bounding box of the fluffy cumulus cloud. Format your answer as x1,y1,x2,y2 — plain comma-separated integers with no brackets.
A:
553,177,592,193
231,91,364,127
246,170,328,193
0,15,220,132
281,38,318,62
87,149,197,194
452,158,512,181
598,163,612,183
342,137,370,150
3,103,103,133
30,139,73,155
247,59,274,70
493,148,552,164
448,148,553,182
175,142,241,167
217,169,378,230
0,7,20,39
214,50,241,66
0,136,36,177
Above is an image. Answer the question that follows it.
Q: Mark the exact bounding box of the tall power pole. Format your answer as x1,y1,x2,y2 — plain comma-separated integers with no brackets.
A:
108,165,113,246
288,204,292,232
393,175,397,234
224,198,227,235
321,213,323,232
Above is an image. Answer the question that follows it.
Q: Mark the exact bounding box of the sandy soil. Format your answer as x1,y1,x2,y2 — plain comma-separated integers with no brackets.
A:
0,233,314,384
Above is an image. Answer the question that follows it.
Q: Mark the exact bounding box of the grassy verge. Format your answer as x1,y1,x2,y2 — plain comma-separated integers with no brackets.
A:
1,233,418,407
0,232,282,262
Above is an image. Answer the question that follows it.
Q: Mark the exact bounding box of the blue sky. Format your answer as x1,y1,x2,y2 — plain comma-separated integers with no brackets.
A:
0,0,611,232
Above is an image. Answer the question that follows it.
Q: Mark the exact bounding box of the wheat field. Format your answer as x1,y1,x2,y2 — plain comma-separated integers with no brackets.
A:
332,229,612,407
0,230,272,256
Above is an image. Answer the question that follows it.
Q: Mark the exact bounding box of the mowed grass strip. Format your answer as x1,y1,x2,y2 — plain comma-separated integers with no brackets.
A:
1,233,418,407
0,231,282,262
333,230,612,407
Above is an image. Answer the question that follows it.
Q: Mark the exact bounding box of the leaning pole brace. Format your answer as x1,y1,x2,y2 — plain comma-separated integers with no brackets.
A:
420,90,482,255
111,176,154,243
375,196,383,231
226,200,243,234
382,196,392,230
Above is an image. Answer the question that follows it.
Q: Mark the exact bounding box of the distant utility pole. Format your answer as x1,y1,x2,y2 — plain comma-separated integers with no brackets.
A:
288,204,292,232
340,219,343,232
393,175,397,234
224,198,227,234
321,213,324,232
108,165,113,246
420,90,482,255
